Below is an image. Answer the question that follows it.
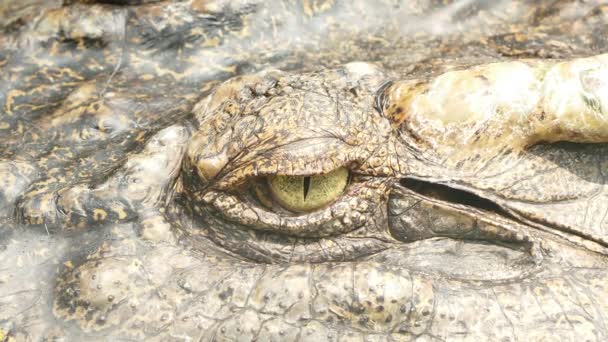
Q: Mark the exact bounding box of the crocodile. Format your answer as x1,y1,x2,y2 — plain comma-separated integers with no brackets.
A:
2,0,608,340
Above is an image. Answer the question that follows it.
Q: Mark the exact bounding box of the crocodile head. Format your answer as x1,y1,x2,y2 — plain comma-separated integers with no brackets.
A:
2,0,608,340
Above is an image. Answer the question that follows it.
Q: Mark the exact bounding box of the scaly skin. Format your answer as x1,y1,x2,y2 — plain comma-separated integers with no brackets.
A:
2,1,608,340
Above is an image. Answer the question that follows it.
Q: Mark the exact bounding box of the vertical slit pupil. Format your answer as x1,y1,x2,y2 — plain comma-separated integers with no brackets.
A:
303,176,311,200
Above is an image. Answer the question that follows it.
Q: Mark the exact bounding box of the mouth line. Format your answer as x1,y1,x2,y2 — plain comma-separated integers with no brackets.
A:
399,177,509,216
392,177,538,249
398,177,608,252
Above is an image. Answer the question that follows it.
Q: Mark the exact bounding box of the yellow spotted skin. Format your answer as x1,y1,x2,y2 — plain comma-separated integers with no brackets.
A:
2,1,608,341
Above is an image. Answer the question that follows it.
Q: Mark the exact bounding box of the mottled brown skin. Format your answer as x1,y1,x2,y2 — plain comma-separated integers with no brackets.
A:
2,0,608,341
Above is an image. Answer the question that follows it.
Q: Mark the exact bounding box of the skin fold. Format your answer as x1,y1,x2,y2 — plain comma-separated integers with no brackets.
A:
1,0,608,340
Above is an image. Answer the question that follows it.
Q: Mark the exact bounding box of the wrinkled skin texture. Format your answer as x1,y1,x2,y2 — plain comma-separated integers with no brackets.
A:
2,0,608,340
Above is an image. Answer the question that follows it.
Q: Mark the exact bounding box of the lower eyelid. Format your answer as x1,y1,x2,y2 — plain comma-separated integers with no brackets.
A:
192,220,393,264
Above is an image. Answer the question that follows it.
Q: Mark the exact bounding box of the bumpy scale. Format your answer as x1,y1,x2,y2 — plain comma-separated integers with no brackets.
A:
1,1,608,341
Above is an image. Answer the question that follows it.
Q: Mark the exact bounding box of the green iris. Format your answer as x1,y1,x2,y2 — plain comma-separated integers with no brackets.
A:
268,167,349,212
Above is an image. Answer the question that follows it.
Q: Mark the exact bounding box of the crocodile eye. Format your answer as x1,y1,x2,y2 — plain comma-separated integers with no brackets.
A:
267,167,349,212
